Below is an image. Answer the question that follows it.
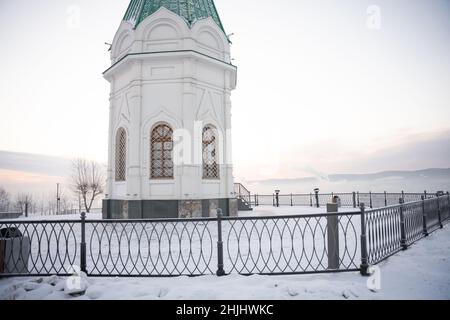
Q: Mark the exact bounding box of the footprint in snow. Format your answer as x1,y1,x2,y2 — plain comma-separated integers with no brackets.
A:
286,287,299,297
341,289,359,299
158,287,169,298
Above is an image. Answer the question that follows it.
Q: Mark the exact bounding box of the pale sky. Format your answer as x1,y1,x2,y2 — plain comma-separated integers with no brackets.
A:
0,0,449,183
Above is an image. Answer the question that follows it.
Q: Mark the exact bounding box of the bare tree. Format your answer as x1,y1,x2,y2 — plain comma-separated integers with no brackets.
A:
0,187,10,212
57,187,73,215
34,189,75,217
71,159,105,213
15,193,34,215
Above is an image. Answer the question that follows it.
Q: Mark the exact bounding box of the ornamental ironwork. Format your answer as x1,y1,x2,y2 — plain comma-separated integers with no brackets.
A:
115,128,127,182
151,124,174,179
203,125,219,179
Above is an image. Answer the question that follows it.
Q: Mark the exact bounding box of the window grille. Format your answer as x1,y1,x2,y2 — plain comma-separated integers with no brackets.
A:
203,125,219,179
115,128,127,182
151,124,174,179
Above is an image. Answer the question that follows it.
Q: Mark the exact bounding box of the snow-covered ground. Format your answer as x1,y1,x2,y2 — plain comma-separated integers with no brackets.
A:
9,211,103,221
1,223,449,300
241,205,358,217
9,205,359,221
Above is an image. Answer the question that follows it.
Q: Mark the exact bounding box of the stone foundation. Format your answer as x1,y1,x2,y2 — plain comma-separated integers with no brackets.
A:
102,199,238,220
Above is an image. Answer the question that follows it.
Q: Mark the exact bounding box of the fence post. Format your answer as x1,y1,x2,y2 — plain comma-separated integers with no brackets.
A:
359,203,370,276
369,192,373,209
216,209,226,276
399,198,407,250
327,203,340,270
447,192,450,222
436,194,443,229
290,194,293,207
421,196,428,237
401,191,405,203
357,192,360,207
384,191,387,207
352,192,357,208
310,193,313,207
424,190,427,200
272,194,275,207
254,194,258,207
80,212,87,274
25,203,29,218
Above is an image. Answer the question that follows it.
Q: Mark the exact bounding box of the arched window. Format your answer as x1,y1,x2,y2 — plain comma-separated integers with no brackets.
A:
151,123,174,179
203,125,219,179
115,128,127,182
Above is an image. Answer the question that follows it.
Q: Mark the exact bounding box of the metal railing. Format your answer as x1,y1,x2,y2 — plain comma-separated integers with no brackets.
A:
0,212,360,277
1,192,449,278
253,191,438,209
361,194,450,269
86,217,216,277
33,208,103,217
0,220,80,276
222,213,360,275
234,183,252,206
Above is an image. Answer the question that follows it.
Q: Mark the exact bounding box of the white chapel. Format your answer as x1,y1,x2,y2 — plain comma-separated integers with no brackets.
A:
102,0,239,219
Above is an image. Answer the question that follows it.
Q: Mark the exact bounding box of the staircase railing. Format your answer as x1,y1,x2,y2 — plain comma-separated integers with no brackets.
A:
234,183,251,206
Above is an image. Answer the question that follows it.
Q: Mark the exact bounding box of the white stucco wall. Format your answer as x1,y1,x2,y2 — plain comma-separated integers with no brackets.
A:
104,7,237,202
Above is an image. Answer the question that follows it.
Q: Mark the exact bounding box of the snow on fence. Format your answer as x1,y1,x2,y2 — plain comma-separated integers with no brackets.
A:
0,193,449,278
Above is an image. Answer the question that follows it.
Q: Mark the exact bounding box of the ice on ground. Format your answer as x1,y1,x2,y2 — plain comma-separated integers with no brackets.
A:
1,224,449,300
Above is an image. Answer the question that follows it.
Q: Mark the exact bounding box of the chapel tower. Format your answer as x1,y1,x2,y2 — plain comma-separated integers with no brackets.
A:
103,0,238,218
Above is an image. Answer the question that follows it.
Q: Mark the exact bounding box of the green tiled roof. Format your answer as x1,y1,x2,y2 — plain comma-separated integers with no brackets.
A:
123,0,226,34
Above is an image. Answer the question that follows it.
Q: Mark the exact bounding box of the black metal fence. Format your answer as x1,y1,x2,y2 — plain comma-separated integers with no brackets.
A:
253,191,438,209
222,213,360,275
0,193,449,278
86,218,217,277
362,194,450,268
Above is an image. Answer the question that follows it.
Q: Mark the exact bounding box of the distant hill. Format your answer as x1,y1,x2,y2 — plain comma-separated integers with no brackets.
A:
245,169,450,194
331,168,450,181
256,168,450,184
0,150,449,195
